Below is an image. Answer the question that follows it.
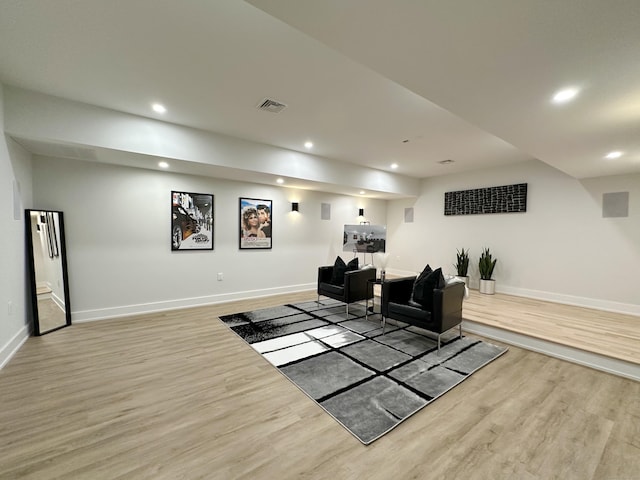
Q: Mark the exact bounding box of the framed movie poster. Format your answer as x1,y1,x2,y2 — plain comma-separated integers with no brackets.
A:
239,197,272,249
171,191,214,251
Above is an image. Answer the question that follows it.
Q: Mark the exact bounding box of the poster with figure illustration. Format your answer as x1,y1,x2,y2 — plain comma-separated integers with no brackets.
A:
171,191,214,250
239,197,272,249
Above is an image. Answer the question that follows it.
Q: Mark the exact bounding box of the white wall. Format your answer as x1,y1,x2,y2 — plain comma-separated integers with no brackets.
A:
0,84,34,368
32,156,387,321
386,160,640,315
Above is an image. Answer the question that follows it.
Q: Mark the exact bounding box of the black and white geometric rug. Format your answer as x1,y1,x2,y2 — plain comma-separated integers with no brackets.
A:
219,299,508,445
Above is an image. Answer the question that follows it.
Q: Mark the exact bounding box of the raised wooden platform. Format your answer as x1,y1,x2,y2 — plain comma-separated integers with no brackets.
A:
462,290,640,380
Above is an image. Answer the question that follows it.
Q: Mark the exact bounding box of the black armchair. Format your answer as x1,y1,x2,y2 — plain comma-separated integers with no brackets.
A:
381,276,465,353
317,266,376,316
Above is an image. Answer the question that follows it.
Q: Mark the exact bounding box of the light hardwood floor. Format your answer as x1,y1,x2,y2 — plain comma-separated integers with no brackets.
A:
462,290,640,365
1,291,638,480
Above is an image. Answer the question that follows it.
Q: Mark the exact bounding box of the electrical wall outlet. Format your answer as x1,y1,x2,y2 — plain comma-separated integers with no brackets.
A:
217,272,223,281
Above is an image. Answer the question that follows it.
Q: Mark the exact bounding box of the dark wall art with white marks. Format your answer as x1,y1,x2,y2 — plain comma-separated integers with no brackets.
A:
444,183,527,216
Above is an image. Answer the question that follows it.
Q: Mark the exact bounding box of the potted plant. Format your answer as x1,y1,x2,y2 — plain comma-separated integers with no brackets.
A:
478,247,497,294
454,248,470,286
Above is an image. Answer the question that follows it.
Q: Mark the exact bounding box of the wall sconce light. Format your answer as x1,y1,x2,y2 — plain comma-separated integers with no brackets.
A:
292,202,299,212
358,208,364,216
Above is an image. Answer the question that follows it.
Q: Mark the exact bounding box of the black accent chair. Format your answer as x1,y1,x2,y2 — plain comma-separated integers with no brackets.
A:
381,277,465,353
317,266,376,316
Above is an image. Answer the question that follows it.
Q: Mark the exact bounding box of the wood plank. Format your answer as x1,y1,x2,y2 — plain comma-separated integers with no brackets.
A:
0,291,638,479
462,290,640,364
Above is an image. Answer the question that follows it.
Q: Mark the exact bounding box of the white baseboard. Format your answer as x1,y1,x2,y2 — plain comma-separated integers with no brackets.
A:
463,320,640,382
72,283,317,322
52,292,65,311
67,278,639,326
497,285,640,317
0,324,31,371
386,269,640,317
385,268,419,278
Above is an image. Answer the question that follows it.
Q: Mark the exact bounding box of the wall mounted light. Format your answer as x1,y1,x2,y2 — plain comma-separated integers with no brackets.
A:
358,208,364,216
292,202,299,212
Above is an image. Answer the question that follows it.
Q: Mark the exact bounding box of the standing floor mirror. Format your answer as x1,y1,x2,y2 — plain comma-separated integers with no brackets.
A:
25,210,72,335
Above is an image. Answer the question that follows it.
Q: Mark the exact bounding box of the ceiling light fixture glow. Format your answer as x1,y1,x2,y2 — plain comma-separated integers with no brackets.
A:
390,163,398,169
605,151,623,159
304,141,313,149
276,178,284,184
152,103,167,113
359,191,366,195
158,161,169,169
552,88,579,104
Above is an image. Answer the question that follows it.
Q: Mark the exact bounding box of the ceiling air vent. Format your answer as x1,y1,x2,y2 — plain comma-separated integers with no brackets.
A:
257,98,287,114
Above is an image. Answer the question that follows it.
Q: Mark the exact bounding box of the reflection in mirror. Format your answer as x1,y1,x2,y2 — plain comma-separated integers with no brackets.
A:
25,210,71,335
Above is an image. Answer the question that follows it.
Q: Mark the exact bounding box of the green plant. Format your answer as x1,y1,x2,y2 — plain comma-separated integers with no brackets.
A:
454,248,470,276
478,247,497,280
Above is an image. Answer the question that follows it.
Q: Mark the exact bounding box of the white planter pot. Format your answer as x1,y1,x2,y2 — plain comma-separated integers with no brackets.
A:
479,279,495,295
458,276,469,286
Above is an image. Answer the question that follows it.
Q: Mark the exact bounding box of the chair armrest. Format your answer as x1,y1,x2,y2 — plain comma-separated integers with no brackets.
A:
344,267,377,282
431,281,465,330
343,268,377,301
318,266,333,285
381,276,416,316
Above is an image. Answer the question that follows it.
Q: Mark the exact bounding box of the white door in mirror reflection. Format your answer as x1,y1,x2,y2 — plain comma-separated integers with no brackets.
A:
26,210,71,335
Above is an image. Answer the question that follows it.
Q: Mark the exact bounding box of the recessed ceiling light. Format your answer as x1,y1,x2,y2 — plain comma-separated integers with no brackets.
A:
605,151,623,159
390,163,398,169
152,103,166,113
304,141,313,149
158,161,169,169
276,178,285,184
359,191,366,195
552,88,579,104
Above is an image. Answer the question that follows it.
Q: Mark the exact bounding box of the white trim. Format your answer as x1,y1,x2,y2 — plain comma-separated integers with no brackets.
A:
0,324,31,371
497,285,640,317
52,291,65,311
463,320,640,382
385,268,419,278
386,270,640,317
73,283,316,322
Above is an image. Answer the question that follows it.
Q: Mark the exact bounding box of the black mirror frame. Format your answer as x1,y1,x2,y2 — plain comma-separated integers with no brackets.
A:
25,209,72,335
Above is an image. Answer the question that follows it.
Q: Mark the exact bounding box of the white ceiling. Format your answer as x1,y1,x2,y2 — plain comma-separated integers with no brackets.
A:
1,0,638,195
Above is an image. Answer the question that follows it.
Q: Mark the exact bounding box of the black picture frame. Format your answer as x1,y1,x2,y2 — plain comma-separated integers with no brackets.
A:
239,197,272,249
171,191,214,251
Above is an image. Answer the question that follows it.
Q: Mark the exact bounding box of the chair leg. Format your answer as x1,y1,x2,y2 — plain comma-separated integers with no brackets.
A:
317,294,320,306
382,316,386,335
346,303,349,317
437,334,441,355
459,323,462,339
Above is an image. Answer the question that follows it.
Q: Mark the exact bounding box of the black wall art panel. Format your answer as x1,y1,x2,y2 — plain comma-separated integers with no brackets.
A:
444,183,527,216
